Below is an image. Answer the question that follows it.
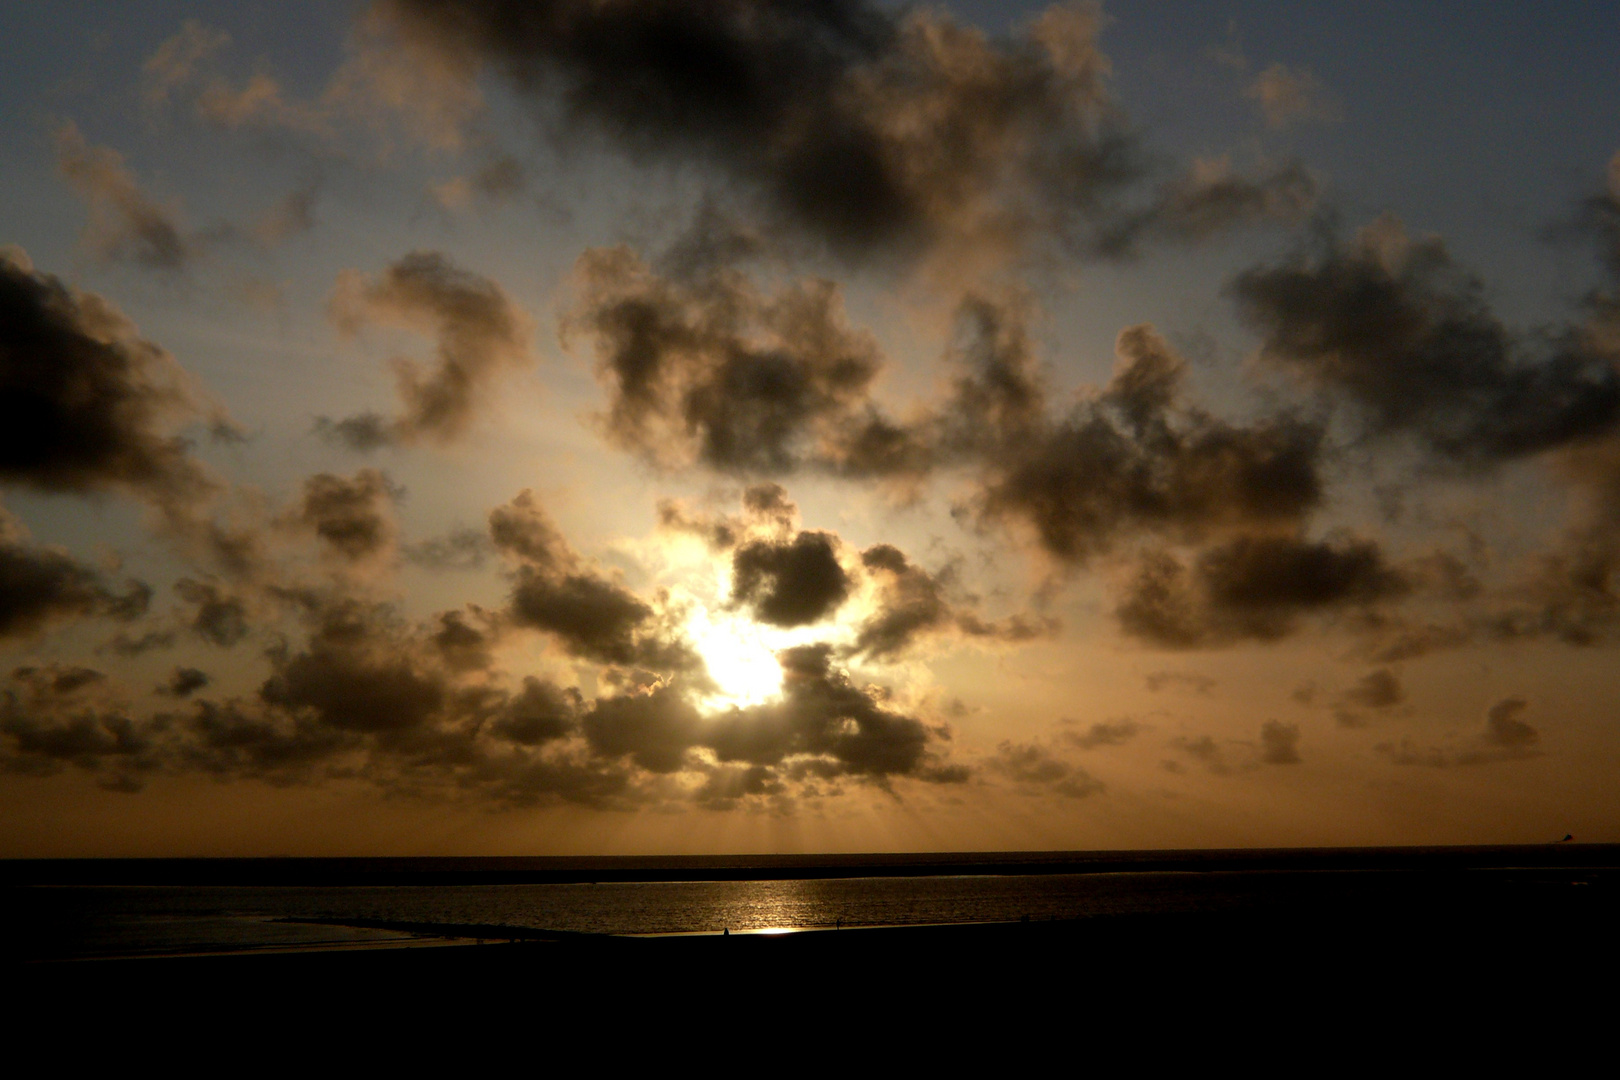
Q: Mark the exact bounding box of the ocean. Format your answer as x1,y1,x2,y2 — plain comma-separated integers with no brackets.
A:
7,845,1615,962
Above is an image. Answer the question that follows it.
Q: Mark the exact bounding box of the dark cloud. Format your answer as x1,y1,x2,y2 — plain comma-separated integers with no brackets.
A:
1144,671,1215,695
0,664,158,790
1062,718,1141,749
254,183,320,246
403,526,493,570
260,600,448,734
991,740,1104,797
849,543,1049,660
0,530,150,640
53,123,192,270
290,469,400,561
1259,719,1301,764
327,251,533,446
1116,535,1408,647
972,324,1324,564
1482,697,1539,750
700,644,960,782
1333,667,1404,727
161,667,210,697
582,681,702,773
1376,698,1541,768
730,531,850,628
1093,160,1317,258
174,578,250,647
491,490,697,670
0,251,213,507
1232,217,1620,465
571,246,889,474
382,0,1137,261
314,413,394,453
490,677,580,746
1170,734,1230,774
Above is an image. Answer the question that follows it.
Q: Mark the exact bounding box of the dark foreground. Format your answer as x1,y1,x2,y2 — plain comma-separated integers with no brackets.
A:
15,865,1615,1062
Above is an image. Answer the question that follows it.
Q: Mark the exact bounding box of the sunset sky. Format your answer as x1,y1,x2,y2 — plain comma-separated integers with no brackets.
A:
3,0,1618,856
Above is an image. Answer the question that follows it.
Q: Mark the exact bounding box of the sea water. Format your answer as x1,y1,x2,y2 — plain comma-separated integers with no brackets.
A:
9,848,1612,960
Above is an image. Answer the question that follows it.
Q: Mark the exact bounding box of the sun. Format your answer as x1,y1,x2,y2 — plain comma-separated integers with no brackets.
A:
686,604,788,709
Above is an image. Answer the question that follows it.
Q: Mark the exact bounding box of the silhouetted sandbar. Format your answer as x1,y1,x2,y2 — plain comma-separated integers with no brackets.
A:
5,843,1616,887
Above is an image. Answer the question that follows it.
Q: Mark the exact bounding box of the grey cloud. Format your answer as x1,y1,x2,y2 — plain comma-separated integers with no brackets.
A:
571,246,888,475
1232,217,1620,466
730,531,850,628
490,677,580,746
1376,697,1542,768
1063,718,1142,749
0,532,150,640
291,469,400,561
381,0,1136,261
581,681,702,773
1094,160,1317,259
174,578,250,647
1245,64,1340,129
1117,535,1408,648
161,667,211,698
53,123,192,271
973,324,1325,564
327,252,533,446
850,543,1050,661
701,644,958,782
0,665,159,790
1483,697,1539,750
491,489,698,670
1259,719,1301,764
991,740,1104,798
1144,671,1215,695
0,252,214,508
259,600,448,734
1333,667,1404,727
403,526,493,571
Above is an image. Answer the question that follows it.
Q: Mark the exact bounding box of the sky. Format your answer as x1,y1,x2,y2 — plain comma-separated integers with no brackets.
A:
2,0,1618,856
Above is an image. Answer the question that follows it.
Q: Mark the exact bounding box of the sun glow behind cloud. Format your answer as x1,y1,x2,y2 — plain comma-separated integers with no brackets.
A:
685,600,847,710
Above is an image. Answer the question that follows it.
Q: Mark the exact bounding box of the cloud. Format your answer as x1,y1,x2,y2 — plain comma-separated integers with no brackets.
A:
52,123,192,270
730,531,850,628
0,523,150,641
0,251,215,509
160,667,211,698
848,542,1050,660
569,245,893,474
991,739,1104,798
701,644,962,782
326,252,534,447
1333,667,1404,727
1062,717,1142,749
253,184,320,246
1093,158,1317,258
1116,535,1408,647
141,13,484,152
380,0,1136,262
402,526,492,570
1232,216,1620,466
289,469,401,562
173,578,250,647
1376,697,1542,768
1259,719,1301,764
0,665,158,791
490,489,698,670
1245,63,1340,129
972,323,1325,564
1144,671,1215,695
430,156,526,212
